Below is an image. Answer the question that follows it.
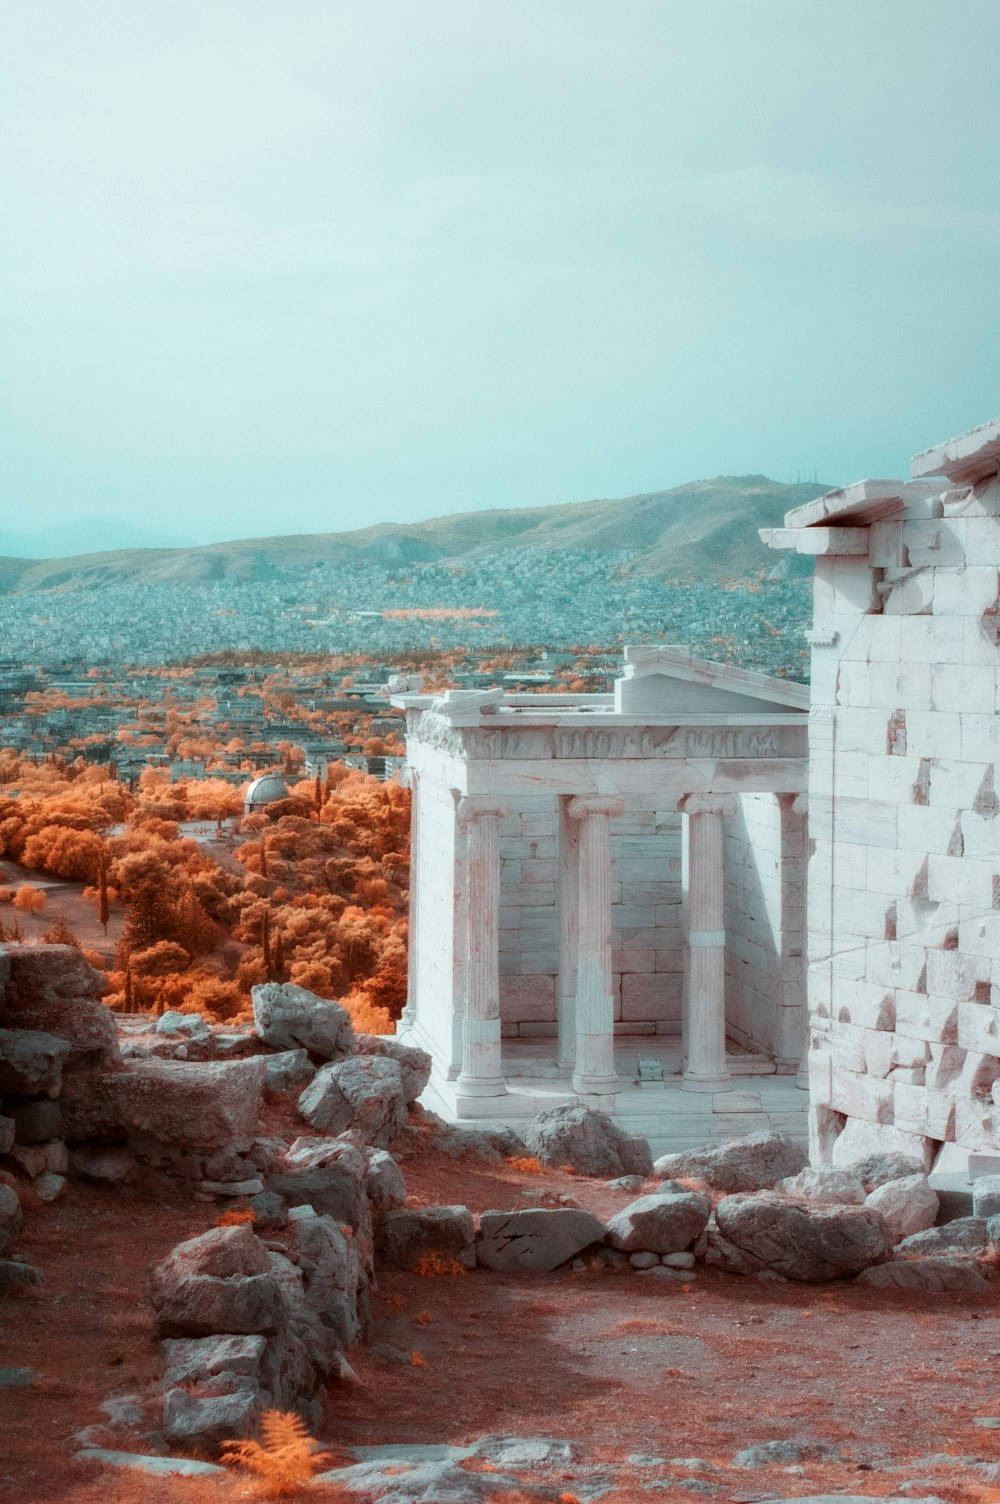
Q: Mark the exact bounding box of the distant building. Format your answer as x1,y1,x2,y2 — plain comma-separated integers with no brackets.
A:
243,772,289,815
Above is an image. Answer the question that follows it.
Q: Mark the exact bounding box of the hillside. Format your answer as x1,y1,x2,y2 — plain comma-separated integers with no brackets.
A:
0,476,829,595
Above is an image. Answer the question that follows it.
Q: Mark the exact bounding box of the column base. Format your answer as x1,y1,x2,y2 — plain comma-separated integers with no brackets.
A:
572,1071,618,1096
453,1073,508,1100
795,1069,810,1091
681,1072,733,1093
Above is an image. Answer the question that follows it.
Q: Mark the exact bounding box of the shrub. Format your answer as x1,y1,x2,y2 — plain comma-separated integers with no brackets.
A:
222,1409,331,1497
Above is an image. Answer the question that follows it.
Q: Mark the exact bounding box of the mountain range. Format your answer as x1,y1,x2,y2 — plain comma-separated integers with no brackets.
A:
0,476,830,595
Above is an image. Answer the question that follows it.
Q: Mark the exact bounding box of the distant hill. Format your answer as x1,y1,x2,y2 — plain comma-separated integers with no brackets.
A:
0,518,194,560
0,476,830,595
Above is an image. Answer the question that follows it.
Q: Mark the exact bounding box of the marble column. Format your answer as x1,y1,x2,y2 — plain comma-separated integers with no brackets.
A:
568,794,624,1096
397,770,418,1035
791,793,811,1090
680,793,737,1091
455,795,511,1099
557,795,580,1071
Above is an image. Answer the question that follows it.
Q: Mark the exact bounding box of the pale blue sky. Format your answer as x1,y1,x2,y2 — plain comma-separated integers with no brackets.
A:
1,1,998,547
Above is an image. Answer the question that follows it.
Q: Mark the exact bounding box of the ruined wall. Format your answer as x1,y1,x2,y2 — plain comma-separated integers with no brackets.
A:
805,472,1000,1166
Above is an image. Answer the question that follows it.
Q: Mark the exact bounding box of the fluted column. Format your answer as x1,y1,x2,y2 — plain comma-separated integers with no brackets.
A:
568,794,624,1096
680,794,737,1091
557,795,580,1071
455,795,511,1098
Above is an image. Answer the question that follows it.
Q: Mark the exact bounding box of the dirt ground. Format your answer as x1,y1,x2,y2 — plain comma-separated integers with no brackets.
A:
3,1147,1000,1504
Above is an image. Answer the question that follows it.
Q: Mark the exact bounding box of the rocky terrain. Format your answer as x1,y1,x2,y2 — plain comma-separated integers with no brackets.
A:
3,945,1000,1503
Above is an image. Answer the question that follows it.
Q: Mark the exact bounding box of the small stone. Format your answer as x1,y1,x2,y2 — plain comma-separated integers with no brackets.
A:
70,1145,137,1185
865,1174,939,1243
248,1191,287,1229
34,1172,68,1203
629,1251,660,1270
0,1259,43,1295
0,1183,23,1255
156,1011,209,1037
606,1192,711,1254
662,1251,696,1269
7,1100,66,1145
74,1448,224,1477
287,1203,317,1222
608,1175,647,1192
0,1367,35,1387
637,1265,692,1281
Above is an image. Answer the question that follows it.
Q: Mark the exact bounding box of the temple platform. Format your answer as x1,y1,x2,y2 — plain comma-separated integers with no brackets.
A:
419,1036,809,1160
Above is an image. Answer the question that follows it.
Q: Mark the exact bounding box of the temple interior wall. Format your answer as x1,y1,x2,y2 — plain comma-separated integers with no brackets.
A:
724,792,806,1066
805,476,1000,1164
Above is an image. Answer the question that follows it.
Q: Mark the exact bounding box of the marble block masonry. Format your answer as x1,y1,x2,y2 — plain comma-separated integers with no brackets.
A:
761,413,1000,1174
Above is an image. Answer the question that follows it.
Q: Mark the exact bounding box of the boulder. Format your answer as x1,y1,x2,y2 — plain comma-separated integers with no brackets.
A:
34,1172,67,1203
150,1223,271,1303
777,1167,866,1205
353,1035,432,1104
523,1105,653,1178
972,1175,1000,1220
161,1334,267,1387
365,1148,407,1213
606,1192,711,1254
0,1116,12,1155
263,1048,316,1098
156,1011,209,1037
291,1213,366,1348
845,1151,925,1193
376,1205,476,1270
0,1028,71,1097
865,1174,939,1244
162,1384,260,1452
830,1118,934,1174
251,983,354,1060
896,1218,989,1257
857,1258,994,1294
10,1140,67,1176
69,1144,138,1185
60,1055,268,1152
7,1099,65,1145
297,1056,407,1146
269,1137,372,1248
714,1190,891,1282
153,1273,282,1339
0,946,119,1069
477,1208,606,1272
0,1183,22,1256
654,1132,808,1193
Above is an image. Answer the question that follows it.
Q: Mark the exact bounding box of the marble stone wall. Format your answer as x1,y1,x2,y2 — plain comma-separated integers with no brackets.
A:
805,474,1000,1165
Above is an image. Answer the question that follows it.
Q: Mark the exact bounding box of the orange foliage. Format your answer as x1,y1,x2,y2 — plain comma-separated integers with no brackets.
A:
413,1253,468,1277
13,884,46,914
507,1156,545,1174
216,1208,256,1228
222,1410,331,1496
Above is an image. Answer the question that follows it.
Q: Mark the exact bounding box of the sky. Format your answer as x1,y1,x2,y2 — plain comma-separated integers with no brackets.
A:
1,1,998,550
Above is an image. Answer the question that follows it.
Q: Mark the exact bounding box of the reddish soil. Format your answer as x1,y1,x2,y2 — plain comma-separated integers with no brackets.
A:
3,1147,1000,1504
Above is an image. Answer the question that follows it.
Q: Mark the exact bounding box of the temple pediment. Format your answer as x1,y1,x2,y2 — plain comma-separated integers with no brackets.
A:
613,645,809,717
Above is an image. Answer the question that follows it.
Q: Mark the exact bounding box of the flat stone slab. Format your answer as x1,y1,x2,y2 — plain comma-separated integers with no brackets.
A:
0,1368,34,1387
477,1208,606,1272
75,1448,224,1476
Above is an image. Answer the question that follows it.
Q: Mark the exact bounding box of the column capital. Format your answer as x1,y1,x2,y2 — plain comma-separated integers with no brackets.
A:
457,795,512,829
566,794,625,821
679,793,738,818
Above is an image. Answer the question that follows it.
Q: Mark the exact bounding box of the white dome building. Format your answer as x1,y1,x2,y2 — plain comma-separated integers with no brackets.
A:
243,772,289,816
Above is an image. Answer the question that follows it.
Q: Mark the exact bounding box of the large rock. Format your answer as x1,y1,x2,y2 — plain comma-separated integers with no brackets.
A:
831,1118,934,1174
161,1334,267,1387
476,1209,606,1272
972,1176,1000,1220
353,1035,432,1104
61,1055,268,1152
162,1384,261,1452
291,1213,367,1348
777,1167,866,1205
251,983,354,1060
263,1048,316,1098
69,1144,137,1184
845,1151,925,1193
0,1028,71,1096
857,1258,994,1294
865,1174,939,1244
153,1273,282,1338
0,1184,22,1256
269,1137,373,1250
0,1116,12,1156
0,946,119,1069
714,1190,891,1282
150,1224,271,1303
606,1192,711,1254
376,1205,476,1270
523,1105,652,1178
298,1056,407,1146
654,1132,807,1193
365,1148,406,1213
896,1218,989,1257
